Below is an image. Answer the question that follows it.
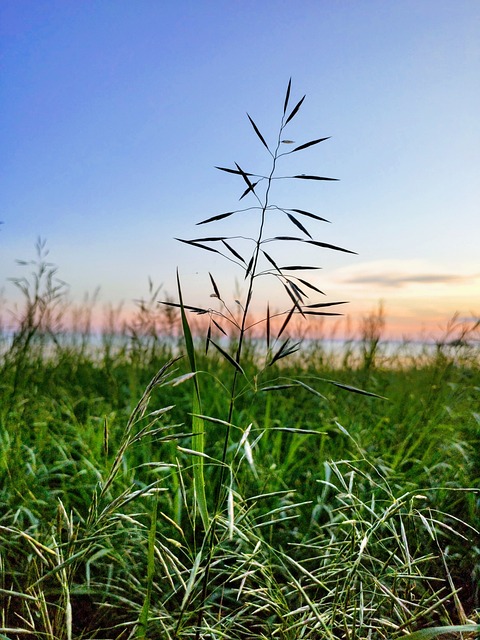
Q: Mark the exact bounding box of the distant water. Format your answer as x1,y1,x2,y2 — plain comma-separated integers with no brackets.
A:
1,329,477,366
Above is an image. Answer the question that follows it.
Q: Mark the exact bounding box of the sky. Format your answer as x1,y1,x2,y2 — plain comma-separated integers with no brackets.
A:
1,0,479,340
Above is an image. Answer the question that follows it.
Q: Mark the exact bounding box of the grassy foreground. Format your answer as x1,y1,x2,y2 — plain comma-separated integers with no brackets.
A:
0,308,479,639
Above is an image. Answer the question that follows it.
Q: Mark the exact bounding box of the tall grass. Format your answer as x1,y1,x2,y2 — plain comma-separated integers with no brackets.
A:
0,82,479,638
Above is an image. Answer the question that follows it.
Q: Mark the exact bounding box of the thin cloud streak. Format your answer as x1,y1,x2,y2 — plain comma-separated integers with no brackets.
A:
342,272,476,289
331,260,479,292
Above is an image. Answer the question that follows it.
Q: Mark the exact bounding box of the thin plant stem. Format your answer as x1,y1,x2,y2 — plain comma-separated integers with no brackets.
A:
195,116,287,639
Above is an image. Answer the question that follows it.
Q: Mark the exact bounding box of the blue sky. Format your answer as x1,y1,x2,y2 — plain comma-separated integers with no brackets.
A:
1,1,479,338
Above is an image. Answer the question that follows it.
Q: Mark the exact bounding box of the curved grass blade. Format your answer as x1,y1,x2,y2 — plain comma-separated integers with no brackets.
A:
215,166,253,176
272,235,306,241
286,213,312,238
137,494,159,639
402,625,480,640
177,272,209,530
285,94,305,125
160,301,209,315
235,162,254,189
209,272,221,299
197,211,236,225
209,339,245,375
205,323,211,354
271,237,356,255
180,551,203,611
239,181,259,200
291,136,330,152
282,281,304,315
247,113,270,151
293,174,338,181
260,383,297,391
245,255,254,278
302,310,343,316
294,379,328,399
287,278,307,300
277,305,295,339
222,239,247,264
290,208,331,223
271,427,326,434
306,301,348,308
211,318,227,335
283,78,292,115
326,379,387,399
307,240,357,254
176,239,222,256
269,338,301,366
184,236,228,242
295,277,325,294
262,250,282,274
189,414,235,428
266,303,271,349
281,265,322,271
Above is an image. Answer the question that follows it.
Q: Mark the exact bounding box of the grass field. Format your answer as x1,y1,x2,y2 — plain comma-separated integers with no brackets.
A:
1,83,479,637
1,295,479,639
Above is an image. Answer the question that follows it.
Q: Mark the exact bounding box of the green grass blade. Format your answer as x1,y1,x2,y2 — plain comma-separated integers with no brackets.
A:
177,271,209,531
402,625,480,639
137,494,158,639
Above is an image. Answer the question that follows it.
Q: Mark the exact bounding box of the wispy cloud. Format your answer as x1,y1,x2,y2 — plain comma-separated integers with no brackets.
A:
343,272,474,288
333,260,479,290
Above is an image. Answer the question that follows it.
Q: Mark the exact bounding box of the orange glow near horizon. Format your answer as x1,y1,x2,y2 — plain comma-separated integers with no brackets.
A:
22,295,475,344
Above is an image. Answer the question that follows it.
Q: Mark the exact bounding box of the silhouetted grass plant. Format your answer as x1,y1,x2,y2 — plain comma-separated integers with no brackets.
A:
0,82,479,639
158,81,479,638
